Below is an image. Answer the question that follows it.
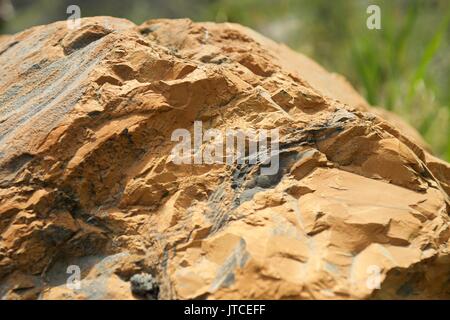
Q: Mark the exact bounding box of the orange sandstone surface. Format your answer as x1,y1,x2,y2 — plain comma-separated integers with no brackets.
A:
0,17,449,299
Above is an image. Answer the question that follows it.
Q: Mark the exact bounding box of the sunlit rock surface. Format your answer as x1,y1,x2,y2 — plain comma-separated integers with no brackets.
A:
0,17,449,299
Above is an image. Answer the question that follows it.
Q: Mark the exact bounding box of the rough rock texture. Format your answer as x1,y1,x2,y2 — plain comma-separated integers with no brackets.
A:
0,17,449,300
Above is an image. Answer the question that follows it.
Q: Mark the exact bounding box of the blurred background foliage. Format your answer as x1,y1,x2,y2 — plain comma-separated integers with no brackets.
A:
1,0,449,160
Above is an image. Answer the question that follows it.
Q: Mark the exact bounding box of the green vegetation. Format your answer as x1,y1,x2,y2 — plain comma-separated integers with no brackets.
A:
2,0,450,160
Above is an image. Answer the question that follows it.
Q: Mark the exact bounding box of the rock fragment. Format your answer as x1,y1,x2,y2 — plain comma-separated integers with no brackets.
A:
130,273,159,300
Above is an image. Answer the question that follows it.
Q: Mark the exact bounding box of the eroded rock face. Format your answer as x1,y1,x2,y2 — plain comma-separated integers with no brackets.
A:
0,17,449,300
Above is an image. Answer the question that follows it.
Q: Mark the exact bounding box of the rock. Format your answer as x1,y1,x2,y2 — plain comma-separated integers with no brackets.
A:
130,273,159,299
0,17,449,300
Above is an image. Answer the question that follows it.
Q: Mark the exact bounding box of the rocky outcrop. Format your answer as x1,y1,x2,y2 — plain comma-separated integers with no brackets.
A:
0,17,449,299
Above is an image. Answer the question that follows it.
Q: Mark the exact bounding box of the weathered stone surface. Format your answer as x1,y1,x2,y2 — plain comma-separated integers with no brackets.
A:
0,17,449,300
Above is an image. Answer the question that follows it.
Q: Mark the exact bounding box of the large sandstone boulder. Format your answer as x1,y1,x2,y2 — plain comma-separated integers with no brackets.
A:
0,17,449,299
